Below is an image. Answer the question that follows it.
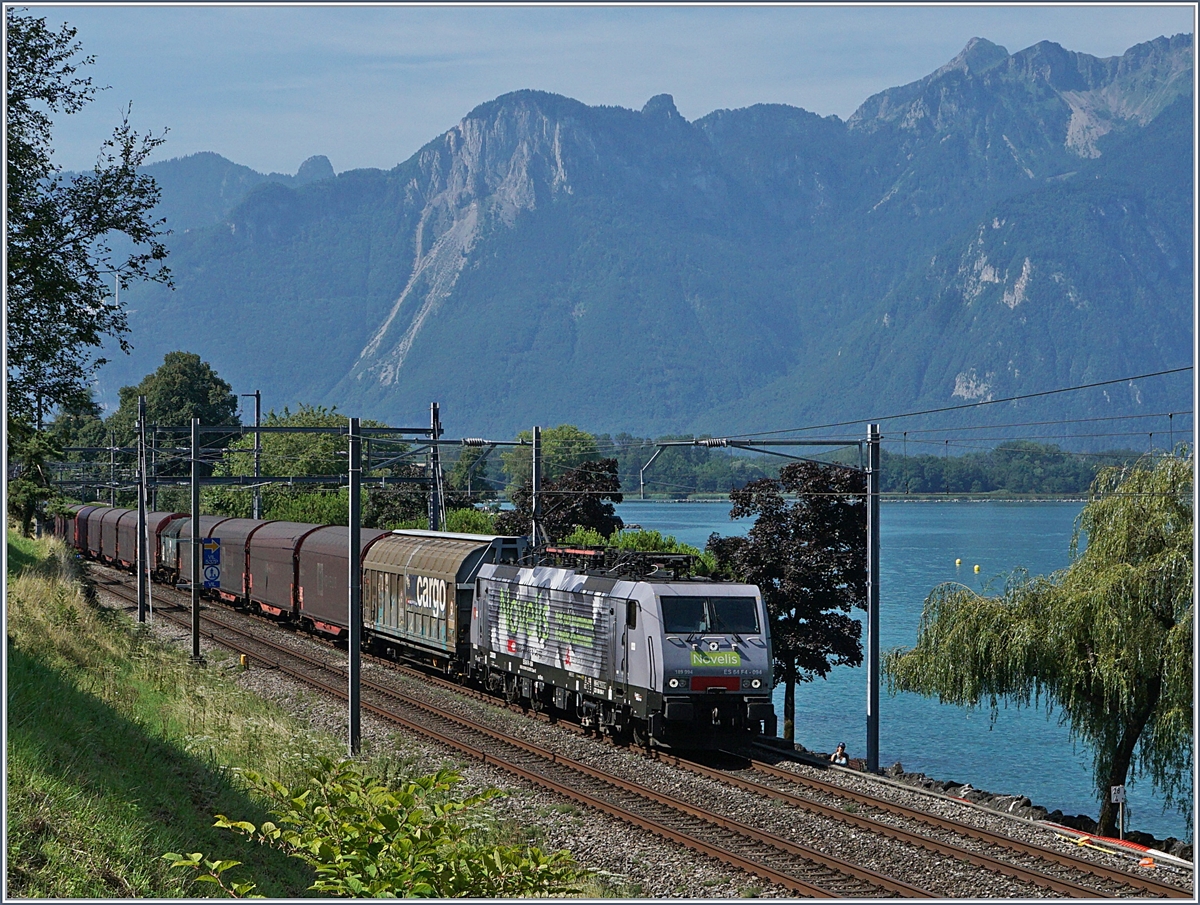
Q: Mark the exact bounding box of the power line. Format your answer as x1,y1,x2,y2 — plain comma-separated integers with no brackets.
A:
895,410,1192,436
725,366,1193,439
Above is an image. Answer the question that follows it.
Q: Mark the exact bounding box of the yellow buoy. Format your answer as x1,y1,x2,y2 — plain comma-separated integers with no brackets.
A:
955,558,961,566
973,564,980,573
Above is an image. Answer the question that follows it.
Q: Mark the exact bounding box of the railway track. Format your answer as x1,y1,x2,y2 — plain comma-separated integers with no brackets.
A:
93,572,921,896
664,751,1192,899
91,566,1191,898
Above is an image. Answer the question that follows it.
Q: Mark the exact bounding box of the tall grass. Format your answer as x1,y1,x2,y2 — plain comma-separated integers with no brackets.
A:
5,532,330,897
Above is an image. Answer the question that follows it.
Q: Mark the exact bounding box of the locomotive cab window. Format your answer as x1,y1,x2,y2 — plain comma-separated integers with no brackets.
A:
661,596,760,635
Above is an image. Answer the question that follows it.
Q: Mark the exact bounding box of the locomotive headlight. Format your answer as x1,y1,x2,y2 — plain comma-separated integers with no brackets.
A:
669,678,680,688
751,678,762,689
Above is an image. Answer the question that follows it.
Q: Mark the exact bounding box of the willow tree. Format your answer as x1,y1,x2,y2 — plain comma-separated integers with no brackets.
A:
886,454,1192,836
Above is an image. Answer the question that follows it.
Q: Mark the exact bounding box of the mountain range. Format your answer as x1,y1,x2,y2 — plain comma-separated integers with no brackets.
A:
99,34,1194,442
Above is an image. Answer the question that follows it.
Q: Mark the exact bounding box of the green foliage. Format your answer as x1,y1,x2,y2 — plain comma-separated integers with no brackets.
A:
46,390,108,456
878,442,1143,496
497,457,624,542
599,433,780,498
6,417,65,536
885,453,1193,835
6,8,170,422
561,525,716,575
444,507,498,535
7,533,321,897
203,403,426,527
500,424,599,494
167,757,585,898
446,446,496,502
93,351,241,503
108,351,240,457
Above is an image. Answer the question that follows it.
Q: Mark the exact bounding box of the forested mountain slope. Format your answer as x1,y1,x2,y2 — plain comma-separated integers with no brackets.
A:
100,34,1193,438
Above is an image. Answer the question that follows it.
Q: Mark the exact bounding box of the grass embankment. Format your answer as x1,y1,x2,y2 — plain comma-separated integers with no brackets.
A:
6,531,328,896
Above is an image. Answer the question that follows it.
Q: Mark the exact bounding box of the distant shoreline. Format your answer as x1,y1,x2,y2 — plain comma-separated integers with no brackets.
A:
620,495,1089,504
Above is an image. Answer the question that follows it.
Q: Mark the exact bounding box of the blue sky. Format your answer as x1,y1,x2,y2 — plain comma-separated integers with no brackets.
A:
23,3,1197,176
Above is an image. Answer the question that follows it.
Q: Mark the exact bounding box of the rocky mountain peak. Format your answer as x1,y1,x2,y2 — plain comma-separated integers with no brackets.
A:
294,154,335,184
934,37,1010,78
642,93,683,121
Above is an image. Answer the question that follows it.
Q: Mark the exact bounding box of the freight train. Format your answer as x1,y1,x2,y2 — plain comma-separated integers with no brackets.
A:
54,504,777,749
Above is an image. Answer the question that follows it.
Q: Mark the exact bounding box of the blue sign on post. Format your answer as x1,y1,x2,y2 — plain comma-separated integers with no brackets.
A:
202,538,221,588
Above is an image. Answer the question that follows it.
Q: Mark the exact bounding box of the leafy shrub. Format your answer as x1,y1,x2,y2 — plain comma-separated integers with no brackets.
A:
166,757,585,898
444,507,498,535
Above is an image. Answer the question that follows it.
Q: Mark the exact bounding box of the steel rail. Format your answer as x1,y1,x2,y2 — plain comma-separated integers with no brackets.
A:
740,750,1192,899
91,567,1188,899
660,752,1126,898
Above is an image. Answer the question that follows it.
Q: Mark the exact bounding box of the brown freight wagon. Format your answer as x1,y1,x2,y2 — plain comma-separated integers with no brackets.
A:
54,504,82,542
109,510,138,564
74,505,99,552
169,516,235,586
295,526,389,637
99,504,129,561
64,504,95,551
246,522,327,618
85,506,119,559
100,507,128,563
204,518,274,604
116,511,186,570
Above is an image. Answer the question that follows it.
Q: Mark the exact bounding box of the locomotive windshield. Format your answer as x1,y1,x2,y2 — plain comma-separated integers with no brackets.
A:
660,596,760,635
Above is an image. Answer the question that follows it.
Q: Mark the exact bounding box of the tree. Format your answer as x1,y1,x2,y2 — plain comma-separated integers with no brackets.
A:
446,445,497,504
106,351,240,443
496,458,624,541
205,404,427,528
6,8,171,424
885,454,1192,836
46,389,107,454
707,461,866,743
6,417,64,536
500,424,600,494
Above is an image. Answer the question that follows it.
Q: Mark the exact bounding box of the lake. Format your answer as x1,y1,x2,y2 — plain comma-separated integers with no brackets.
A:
615,499,1191,842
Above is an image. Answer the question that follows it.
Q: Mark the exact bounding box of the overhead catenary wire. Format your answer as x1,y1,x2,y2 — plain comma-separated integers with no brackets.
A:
721,366,1193,440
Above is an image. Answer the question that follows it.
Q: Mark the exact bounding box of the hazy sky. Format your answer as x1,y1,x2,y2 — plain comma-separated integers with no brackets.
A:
23,3,1197,176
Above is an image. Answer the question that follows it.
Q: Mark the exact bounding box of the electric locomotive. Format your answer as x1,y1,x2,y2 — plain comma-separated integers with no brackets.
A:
471,555,776,749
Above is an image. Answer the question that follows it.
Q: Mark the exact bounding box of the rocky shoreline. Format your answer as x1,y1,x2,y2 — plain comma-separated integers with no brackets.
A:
789,743,1193,863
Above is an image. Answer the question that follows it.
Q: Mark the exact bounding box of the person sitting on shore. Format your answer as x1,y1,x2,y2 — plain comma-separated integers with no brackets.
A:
831,743,848,766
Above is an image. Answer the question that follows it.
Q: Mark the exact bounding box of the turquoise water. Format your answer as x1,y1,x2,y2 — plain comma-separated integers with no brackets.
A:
615,499,1191,841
